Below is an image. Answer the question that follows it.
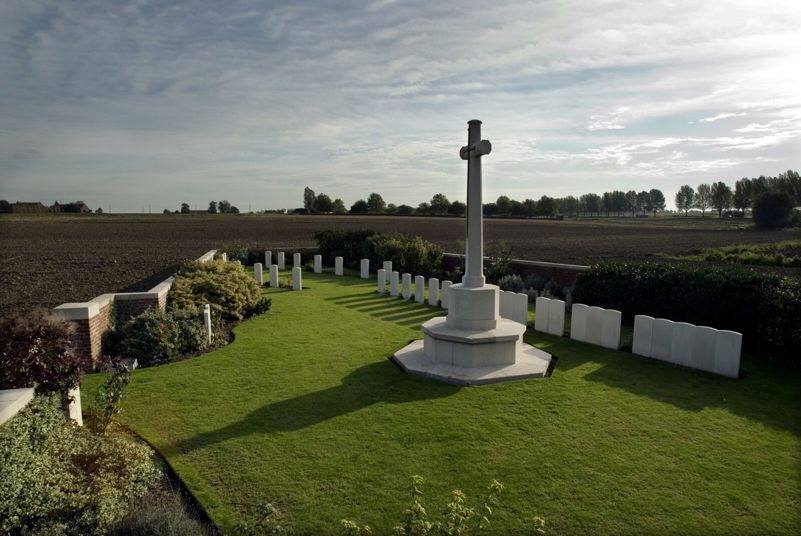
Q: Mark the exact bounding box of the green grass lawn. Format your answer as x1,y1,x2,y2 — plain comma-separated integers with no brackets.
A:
82,271,801,535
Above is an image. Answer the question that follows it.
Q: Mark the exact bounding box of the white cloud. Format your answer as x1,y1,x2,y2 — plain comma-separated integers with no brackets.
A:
698,112,746,123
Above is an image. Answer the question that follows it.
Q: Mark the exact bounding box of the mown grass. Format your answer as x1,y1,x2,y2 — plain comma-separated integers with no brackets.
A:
672,240,801,267
82,271,801,535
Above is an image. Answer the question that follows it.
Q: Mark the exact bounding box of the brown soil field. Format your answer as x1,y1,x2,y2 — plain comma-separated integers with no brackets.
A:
2,213,799,317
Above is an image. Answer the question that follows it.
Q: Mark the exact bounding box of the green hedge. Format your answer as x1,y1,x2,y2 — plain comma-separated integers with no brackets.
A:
573,263,801,364
314,229,377,265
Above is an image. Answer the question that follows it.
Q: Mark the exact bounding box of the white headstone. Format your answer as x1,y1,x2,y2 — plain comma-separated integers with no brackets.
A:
377,269,387,294
534,296,550,333
68,386,82,426
335,256,344,275
414,275,425,303
292,266,302,290
203,304,212,345
547,299,565,336
269,264,279,287
570,303,589,342
651,318,675,361
277,251,285,270
254,263,264,285
441,280,452,308
220,252,228,262
361,259,370,279
314,254,322,273
265,250,272,267
428,278,439,306
670,321,695,366
383,260,392,274
586,306,605,346
390,271,400,296
600,309,622,349
632,315,654,357
402,273,412,300
691,325,717,372
293,253,301,269
714,330,742,378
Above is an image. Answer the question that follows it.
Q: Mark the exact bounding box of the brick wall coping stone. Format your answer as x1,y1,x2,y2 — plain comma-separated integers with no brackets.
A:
0,387,35,426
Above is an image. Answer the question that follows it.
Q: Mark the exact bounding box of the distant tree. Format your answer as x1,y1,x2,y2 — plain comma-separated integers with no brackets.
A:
396,204,414,216
303,187,316,212
416,202,431,215
648,189,665,216
218,200,232,213
0,200,11,213
163,209,170,214
510,199,526,217
675,185,694,216
580,193,600,216
332,198,347,214
601,192,613,216
624,191,638,215
350,199,369,214
693,184,712,217
482,202,498,216
523,198,537,217
448,200,465,216
636,191,650,215
535,195,558,217
752,191,793,228
314,193,333,213
385,203,398,215
180,203,190,214
367,192,386,213
710,181,733,217
208,201,218,214
611,190,627,216
561,196,580,217
496,195,512,216
95,207,103,214
733,178,752,215
430,193,451,215
229,205,240,214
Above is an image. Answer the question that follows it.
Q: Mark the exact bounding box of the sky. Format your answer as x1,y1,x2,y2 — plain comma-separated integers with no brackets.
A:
1,0,799,212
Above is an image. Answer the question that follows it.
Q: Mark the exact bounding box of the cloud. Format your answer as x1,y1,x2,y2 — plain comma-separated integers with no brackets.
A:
698,112,746,123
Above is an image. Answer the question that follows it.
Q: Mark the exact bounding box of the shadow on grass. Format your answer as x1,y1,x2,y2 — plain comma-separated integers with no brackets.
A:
176,360,460,453
529,331,801,436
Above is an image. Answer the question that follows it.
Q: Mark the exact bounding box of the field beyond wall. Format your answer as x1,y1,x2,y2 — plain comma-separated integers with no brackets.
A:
1,213,799,317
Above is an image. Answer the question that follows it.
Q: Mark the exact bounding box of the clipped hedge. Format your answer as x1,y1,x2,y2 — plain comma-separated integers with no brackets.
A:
367,233,443,276
169,260,270,321
573,263,801,364
0,394,161,535
314,229,377,264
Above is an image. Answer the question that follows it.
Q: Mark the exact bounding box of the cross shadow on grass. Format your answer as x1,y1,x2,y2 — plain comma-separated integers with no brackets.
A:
327,292,444,327
175,360,460,453
528,331,801,436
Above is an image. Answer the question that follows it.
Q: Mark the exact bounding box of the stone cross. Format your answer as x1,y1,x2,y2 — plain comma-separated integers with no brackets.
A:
459,119,491,288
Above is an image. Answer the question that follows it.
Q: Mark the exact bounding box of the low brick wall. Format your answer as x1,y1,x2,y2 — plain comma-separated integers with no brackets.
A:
442,253,589,287
52,252,214,367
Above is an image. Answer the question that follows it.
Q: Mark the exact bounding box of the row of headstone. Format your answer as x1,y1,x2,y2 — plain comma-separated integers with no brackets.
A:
533,296,565,336
632,315,741,378
499,290,529,326
375,263,453,308
570,304,622,350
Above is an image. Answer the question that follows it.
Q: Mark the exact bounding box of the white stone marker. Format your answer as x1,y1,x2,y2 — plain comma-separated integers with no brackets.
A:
377,269,387,294
692,325,717,372
220,252,228,262
203,304,212,345
292,267,302,290
600,309,622,349
390,271,400,296
546,299,565,336
335,256,344,275
313,254,322,273
383,260,392,274
632,315,654,357
534,296,549,333
265,250,272,267
428,278,440,306
586,306,605,347
254,263,264,285
440,280,452,308
414,275,425,303
714,330,742,378
68,386,82,426
361,259,370,279
670,321,695,366
402,273,412,300
569,303,589,341
277,251,285,270
651,318,675,361
269,264,279,287
293,252,301,269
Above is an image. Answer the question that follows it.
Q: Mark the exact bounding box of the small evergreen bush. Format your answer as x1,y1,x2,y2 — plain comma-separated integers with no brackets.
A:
119,309,181,366
498,274,525,292
169,260,270,321
169,309,209,353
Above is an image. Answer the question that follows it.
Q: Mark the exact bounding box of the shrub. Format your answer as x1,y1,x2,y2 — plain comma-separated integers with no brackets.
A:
169,309,209,353
120,309,181,366
0,394,161,535
524,273,547,291
484,242,512,284
368,233,443,276
220,243,251,264
169,260,270,321
573,263,801,364
498,274,525,292
0,310,85,398
106,487,211,536
315,229,377,263
752,191,793,228
86,358,131,435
